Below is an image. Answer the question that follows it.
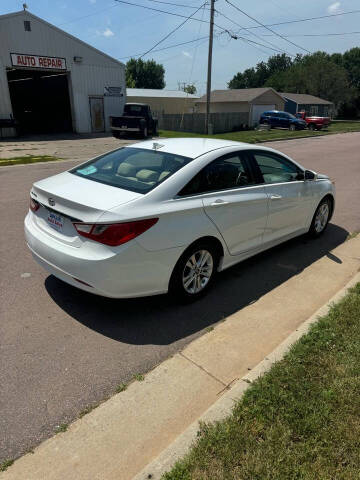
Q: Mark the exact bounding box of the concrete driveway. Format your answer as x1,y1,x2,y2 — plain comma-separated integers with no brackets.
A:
1,132,359,464
0,133,135,161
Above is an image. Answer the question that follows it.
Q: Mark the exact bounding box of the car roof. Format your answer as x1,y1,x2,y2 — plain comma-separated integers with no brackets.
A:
126,137,251,159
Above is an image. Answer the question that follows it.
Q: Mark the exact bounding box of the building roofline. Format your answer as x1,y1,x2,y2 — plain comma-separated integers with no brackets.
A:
196,87,285,103
280,92,333,105
250,87,285,103
0,10,125,68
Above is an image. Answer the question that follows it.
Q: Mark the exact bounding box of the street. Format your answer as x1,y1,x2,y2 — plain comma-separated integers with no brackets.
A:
1,132,359,463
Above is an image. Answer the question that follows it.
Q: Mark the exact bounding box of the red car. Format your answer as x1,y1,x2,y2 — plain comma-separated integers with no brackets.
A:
296,111,331,131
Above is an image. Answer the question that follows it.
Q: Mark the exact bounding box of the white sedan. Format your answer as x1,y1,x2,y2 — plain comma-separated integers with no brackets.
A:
25,138,335,300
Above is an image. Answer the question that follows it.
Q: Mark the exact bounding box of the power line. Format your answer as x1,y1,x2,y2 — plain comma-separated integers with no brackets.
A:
119,35,209,59
215,9,294,56
262,31,360,37
140,0,210,9
119,20,294,60
114,0,232,32
58,4,119,26
225,0,311,53
114,0,208,24
138,2,207,58
235,35,296,56
236,9,360,32
117,4,360,60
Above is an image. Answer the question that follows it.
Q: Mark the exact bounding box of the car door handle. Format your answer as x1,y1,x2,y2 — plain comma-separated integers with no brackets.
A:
270,194,282,200
210,199,229,207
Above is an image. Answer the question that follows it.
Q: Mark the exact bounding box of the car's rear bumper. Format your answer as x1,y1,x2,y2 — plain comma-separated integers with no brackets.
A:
25,211,182,298
111,126,141,132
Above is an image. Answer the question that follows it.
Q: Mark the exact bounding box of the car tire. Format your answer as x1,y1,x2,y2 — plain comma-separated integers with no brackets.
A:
289,124,296,131
169,242,220,302
308,197,332,237
112,132,121,139
308,123,317,131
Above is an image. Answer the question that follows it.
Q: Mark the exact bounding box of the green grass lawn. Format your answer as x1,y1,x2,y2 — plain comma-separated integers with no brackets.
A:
163,283,360,480
159,120,360,143
0,155,62,167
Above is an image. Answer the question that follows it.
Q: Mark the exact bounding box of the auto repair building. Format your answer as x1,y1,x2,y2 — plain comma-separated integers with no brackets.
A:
0,10,126,136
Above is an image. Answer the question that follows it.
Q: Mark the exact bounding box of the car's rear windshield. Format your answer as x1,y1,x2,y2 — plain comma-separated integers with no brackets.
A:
124,105,146,116
70,147,192,194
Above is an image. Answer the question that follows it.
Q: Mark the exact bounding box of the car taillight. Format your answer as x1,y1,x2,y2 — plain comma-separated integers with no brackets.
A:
73,218,158,246
30,197,40,212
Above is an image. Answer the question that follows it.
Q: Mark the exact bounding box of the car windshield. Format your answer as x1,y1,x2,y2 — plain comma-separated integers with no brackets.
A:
71,147,191,194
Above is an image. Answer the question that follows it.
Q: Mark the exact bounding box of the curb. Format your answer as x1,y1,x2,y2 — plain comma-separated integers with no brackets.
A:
257,132,328,144
133,271,360,480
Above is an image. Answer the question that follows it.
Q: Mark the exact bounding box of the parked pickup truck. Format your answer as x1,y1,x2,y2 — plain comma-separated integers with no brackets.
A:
295,111,331,130
110,103,158,138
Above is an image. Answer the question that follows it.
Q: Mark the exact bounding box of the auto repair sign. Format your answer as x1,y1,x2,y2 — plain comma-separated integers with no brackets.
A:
10,53,66,70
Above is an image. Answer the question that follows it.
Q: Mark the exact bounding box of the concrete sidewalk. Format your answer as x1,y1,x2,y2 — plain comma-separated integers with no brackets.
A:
2,235,360,480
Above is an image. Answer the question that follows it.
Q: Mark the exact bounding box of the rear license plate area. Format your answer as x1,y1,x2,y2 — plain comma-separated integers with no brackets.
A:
47,211,64,232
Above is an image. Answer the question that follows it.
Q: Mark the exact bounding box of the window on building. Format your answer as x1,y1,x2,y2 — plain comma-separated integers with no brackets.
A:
24,20,31,31
310,105,318,116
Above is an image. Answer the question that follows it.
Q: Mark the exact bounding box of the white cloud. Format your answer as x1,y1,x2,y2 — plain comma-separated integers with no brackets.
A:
182,51,192,59
327,2,342,14
103,27,114,37
89,0,96,3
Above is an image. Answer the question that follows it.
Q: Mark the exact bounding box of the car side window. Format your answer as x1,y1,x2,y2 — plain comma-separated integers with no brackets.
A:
179,153,255,196
252,152,303,184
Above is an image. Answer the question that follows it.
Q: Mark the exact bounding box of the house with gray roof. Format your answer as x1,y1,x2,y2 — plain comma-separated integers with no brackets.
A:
281,93,334,118
195,87,285,125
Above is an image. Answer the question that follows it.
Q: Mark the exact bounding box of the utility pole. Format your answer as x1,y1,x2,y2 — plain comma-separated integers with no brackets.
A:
205,0,215,135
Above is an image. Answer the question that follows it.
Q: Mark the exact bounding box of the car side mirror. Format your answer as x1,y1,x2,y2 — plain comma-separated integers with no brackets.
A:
304,170,317,181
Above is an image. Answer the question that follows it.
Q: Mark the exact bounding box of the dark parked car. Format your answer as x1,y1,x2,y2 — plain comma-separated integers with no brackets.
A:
110,103,158,139
259,110,307,131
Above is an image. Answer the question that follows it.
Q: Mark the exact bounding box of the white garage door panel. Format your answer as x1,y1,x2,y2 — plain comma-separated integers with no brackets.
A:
252,104,275,125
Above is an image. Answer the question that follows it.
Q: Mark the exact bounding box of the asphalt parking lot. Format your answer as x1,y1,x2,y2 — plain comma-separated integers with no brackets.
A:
1,132,359,463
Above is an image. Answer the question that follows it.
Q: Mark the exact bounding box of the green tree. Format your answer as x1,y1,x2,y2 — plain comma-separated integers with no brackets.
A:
228,54,293,89
265,52,351,107
342,47,360,89
228,67,259,88
125,58,165,89
183,84,197,94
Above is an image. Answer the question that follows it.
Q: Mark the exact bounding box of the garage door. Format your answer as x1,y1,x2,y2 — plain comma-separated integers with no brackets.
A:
251,104,275,126
7,68,73,134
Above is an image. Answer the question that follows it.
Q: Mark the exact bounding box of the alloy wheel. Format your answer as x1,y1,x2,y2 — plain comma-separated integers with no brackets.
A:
182,249,214,294
314,203,329,233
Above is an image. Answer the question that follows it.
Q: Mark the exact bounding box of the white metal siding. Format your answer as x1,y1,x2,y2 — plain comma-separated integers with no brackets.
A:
0,11,126,133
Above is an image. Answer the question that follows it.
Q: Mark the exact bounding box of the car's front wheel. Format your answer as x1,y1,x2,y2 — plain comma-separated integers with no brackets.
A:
169,242,219,301
308,197,332,237
289,124,296,131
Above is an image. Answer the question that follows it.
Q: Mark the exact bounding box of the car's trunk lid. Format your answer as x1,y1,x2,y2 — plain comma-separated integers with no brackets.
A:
30,172,142,247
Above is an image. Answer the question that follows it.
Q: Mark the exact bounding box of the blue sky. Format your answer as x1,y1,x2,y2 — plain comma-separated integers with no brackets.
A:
2,0,360,94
